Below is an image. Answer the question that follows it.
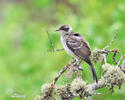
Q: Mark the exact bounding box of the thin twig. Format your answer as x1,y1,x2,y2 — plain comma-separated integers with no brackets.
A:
102,29,119,64
112,50,123,67
46,30,64,52
98,49,116,54
118,51,123,66
113,51,118,65
103,54,107,63
121,56,125,72
47,48,64,52
121,56,125,68
103,29,119,50
46,30,55,52
99,58,104,78
98,49,122,67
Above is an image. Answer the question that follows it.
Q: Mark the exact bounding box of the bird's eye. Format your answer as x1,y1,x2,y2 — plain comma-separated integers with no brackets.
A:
63,28,69,31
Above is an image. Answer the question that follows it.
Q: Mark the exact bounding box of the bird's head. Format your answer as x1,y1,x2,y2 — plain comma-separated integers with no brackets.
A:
56,25,72,35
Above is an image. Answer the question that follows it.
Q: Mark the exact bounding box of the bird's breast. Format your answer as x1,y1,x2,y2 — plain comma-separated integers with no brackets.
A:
61,36,77,58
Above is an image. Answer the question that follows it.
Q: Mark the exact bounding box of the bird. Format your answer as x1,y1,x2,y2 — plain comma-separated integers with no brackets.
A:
56,25,98,83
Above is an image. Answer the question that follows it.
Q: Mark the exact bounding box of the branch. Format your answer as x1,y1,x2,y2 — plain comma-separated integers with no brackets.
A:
103,29,119,50
37,64,125,100
45,30,64,52
50,59,76,88
121,56,125,72
47,48,64,52
90,80,104,91
96,49,122,67
101,29,119,64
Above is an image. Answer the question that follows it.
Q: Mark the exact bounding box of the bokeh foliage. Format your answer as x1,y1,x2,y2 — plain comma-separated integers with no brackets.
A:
0,0,125,100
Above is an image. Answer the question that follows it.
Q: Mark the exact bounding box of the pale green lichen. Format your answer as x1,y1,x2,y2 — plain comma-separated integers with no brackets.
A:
56,84,73,100
101,63,125,92
70,77,88,98
40,83,56,100
102,63,111,72
90,48,103,63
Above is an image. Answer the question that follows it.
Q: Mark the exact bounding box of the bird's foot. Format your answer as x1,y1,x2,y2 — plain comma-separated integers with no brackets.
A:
73,64,83,71
78,67,83,71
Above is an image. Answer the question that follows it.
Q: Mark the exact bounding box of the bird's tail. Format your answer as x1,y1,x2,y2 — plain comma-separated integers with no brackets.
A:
88,60,98,83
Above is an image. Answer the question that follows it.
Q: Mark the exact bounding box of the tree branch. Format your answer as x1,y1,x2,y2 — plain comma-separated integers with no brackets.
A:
50,59,76,88
35,29,125,100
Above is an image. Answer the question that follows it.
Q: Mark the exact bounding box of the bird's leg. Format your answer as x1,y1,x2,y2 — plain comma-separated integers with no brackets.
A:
72,58,83,78
74,58,83,71
77,59,83,71
73,58,80,66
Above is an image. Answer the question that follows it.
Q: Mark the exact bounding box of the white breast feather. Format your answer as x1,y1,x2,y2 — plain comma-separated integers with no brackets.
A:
61,36,77,58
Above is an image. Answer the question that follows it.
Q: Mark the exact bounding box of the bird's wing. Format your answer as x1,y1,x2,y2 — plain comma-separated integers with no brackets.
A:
66,33,91,63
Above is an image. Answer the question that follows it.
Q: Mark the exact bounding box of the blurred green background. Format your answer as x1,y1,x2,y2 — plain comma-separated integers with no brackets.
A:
0,0,125,100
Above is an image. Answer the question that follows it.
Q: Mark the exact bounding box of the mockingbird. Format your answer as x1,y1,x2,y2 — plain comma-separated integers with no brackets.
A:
56,25,98,83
